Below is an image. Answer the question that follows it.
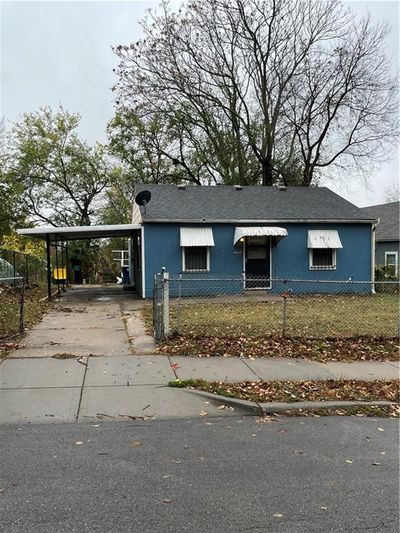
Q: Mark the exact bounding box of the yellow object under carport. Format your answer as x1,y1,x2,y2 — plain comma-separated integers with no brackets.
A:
53,267,67,281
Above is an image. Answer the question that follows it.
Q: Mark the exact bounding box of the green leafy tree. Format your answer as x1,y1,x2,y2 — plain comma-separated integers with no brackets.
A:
0,117,26,239
6,106,110,226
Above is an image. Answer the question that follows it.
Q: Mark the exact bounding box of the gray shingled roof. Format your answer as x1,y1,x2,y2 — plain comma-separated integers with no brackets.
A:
360,202,399,241
135,184,375,223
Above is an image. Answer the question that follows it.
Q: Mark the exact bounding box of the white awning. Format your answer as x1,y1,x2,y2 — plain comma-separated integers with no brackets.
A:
233,226,288,245
180,227,215,247
307,230,343,249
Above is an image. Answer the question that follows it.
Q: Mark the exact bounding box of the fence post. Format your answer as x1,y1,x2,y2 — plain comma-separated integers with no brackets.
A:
25,255,29,286
281,280,289,337
281,295,287,337
19,279,25,334
12,251,16,287
152,274,156,334
177,273,182,334
153,274,162,341
162,271,170,338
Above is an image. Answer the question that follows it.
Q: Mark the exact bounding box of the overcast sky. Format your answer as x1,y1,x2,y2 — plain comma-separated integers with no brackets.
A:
1,0,398,207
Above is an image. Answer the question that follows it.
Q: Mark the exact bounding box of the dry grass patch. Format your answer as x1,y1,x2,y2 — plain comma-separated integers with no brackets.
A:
143,293,398,338
142,294,399,361
178,378,400,404
0,286,50,341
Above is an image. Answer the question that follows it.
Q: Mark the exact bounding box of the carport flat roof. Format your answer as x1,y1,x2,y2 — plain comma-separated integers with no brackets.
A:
17,224,142,241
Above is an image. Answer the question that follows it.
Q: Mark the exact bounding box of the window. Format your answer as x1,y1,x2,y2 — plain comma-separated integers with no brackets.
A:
309,248,336,270
182,246,210,272
385,251,398,276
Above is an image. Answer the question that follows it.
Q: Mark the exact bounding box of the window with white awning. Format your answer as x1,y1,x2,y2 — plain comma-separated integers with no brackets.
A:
233,226,288,245
307,230,342,249
180,227,215,247
307,230,342,270
180,227,214,272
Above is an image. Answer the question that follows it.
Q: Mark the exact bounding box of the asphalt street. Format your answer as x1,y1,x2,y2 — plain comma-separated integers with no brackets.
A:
1,416,398,533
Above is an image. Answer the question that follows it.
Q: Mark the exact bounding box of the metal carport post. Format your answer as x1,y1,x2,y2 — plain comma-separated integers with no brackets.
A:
46,233,52,300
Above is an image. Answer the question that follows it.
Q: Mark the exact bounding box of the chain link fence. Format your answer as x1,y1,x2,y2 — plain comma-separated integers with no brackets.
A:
152,274,399,342
0,248,47,287
0,277,26,339
0,249,48,341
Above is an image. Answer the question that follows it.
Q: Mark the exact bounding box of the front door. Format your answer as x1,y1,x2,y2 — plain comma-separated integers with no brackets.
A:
245,236,271,289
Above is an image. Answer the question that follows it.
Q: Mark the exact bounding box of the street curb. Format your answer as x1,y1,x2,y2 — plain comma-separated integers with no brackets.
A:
185,389,397,415
185,389,262,415
259,400,398,414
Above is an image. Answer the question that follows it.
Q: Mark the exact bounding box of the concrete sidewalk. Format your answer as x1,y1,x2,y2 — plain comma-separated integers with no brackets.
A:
1,285,398,424
0,354,398,424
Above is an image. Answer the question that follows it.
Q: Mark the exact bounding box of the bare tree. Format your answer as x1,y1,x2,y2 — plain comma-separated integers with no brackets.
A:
113,0,398,186
385,184,399,203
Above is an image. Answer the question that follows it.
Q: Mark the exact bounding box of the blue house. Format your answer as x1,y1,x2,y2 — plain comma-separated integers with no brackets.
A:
132,184,377,298
360,201,399,276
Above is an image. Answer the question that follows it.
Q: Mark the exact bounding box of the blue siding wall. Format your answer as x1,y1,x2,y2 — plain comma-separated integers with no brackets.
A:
143,223,372,297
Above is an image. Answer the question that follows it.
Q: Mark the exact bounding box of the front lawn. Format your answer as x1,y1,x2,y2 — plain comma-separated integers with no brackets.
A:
141,293,399,360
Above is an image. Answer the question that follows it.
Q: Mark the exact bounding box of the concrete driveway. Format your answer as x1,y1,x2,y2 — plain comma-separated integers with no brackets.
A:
8,285,155,358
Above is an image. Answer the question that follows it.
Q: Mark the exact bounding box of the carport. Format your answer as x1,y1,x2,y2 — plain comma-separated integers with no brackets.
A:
17,224,143,299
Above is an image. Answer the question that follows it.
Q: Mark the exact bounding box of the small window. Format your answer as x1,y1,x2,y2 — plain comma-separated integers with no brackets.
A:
385,251,398,276
310,248,336,270
183,247,209,272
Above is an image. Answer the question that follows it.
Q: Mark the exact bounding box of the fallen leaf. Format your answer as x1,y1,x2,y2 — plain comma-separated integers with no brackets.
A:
131,441,142,448
75,441,83,445
273,513,284,518
378,427,384,432
92,424,100,428
345,459,353,464
199,411,208,416
218,404,234,411
162,475,170,479
162,498,173,504
320,506,328,511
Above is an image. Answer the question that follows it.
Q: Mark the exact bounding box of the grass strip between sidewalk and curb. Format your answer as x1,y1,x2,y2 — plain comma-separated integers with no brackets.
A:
169,378,400,417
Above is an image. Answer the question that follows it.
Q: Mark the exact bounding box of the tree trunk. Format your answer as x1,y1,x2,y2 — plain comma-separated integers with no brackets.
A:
261,160,273,186
302,166,313,186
